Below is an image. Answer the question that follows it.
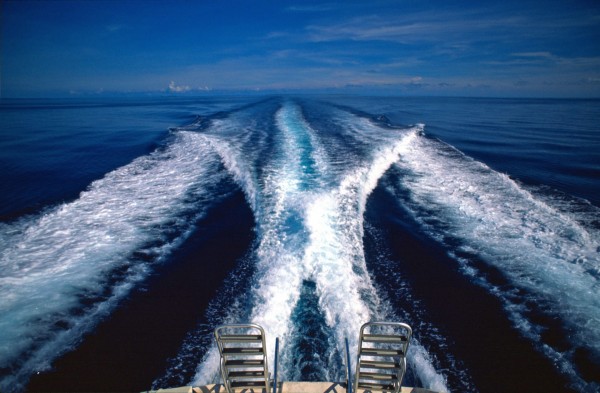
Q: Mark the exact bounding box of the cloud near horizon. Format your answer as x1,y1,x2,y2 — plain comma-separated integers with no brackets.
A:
168,81,191,93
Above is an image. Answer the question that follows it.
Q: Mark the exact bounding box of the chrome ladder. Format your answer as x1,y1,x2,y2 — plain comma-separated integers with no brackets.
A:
354,322,412,393
214,324,272,393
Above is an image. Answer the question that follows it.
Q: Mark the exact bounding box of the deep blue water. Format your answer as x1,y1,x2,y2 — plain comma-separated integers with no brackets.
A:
0,96,599,392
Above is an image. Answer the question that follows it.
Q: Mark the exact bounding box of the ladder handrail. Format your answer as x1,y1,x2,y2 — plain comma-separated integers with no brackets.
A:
273,337,279,393
345,337,353,393
214,323,270,393
354,321,412,393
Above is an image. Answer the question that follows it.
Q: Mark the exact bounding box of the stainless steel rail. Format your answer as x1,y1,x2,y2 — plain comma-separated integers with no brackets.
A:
354,322,412,393
345,338,353,393
273,337,279,393
214,324,272,393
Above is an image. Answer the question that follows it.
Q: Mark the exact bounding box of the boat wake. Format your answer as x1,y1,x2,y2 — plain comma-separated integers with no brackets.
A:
2,97,597,393
0,131,233,392
144,101,447,391
388,135,600,391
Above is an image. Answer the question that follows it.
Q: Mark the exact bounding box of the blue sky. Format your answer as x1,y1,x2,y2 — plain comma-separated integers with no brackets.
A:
2,0,600,97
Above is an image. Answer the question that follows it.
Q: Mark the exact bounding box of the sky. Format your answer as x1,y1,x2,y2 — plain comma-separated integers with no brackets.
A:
2,0,600,98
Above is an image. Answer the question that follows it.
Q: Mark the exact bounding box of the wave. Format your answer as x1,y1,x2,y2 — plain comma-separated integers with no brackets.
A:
189,101,448,392
0,131,231,392
5,97,597,392
389,134,600,391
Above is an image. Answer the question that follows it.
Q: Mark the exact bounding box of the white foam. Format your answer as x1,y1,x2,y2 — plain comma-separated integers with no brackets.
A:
193,103,316,383
302,122,449,390
192,103,448,392
200,127,261,213
0,131,227,392
408,343,448,392
393,135,600,389
276,102,331,187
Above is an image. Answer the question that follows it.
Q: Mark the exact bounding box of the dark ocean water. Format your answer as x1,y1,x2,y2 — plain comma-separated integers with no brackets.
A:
0,96,598,392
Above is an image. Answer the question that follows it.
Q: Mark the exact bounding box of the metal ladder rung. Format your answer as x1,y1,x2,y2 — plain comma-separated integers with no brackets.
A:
222,347,264,356
225,359,265,367
360,348,404,357
227,370,266,379
357,382,396,391
358,372,398,381
219,334,263,342
230,381,268,389
362,334,408,344
359,360,400,369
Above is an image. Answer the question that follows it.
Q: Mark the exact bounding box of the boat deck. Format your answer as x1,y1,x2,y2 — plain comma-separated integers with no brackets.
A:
147,382,441,393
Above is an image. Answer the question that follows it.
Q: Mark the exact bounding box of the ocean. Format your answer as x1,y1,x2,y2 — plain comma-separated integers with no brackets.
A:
0,96,598,392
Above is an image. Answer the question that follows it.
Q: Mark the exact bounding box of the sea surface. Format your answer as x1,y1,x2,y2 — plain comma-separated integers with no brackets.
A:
0,96,599,392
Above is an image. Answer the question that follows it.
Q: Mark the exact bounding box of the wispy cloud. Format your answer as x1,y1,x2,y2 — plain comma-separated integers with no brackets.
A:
305,11,525,44
511,52,554,58
287,4,337,12
105,24,124,33
489,52,600,70
5,0,599,98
